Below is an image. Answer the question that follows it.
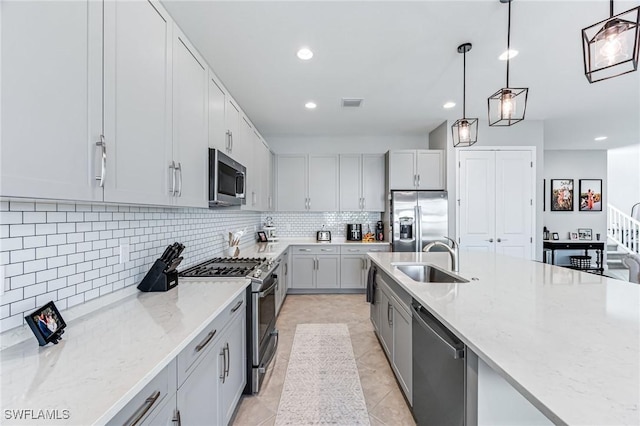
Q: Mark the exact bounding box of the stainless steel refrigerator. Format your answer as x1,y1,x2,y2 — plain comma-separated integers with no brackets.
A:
390,191,448,252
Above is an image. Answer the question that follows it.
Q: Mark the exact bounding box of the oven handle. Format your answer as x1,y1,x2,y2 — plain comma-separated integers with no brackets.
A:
258,330,279,374
258,278,278,298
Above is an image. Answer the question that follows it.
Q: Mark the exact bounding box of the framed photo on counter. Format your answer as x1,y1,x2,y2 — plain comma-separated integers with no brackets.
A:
578,228,593,240
257,231,268,243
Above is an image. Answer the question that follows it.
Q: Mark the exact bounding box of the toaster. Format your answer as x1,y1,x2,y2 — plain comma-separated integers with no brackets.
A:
316,229,332,242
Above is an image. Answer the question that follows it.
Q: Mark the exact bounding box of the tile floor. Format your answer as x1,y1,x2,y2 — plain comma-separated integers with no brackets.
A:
230,294,416,426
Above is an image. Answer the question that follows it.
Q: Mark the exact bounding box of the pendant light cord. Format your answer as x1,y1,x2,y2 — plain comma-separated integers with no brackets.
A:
506,0,511,88
610,0,614,17
463,49,467,119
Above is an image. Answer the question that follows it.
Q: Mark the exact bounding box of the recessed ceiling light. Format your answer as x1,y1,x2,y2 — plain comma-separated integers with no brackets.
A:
297,48,313,60
305,102,317,109
594,136,608,141
443,102,456,109
499,49,519,60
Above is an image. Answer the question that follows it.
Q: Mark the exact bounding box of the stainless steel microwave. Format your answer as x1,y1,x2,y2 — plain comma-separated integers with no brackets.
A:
209,149,246,207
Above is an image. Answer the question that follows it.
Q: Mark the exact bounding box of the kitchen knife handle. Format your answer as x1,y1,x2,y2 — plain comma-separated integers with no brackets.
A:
95,135,106,187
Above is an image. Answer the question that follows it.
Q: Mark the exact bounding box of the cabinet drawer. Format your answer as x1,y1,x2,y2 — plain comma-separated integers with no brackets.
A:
293,245,339,255
177,291,246,385
106,359,176,426
341,244,390,254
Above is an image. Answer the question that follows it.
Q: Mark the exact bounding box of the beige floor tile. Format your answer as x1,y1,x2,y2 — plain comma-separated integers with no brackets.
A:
231,294,412,426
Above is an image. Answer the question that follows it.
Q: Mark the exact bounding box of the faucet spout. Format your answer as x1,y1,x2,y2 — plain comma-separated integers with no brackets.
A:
423,237,459,272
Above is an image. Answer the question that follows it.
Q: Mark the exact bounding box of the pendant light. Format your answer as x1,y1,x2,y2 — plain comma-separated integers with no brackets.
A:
582,0,640,83
488,0,528,127
452,43,478,147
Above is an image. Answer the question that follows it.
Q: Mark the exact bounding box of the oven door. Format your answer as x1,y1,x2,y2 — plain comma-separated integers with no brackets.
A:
253,275,277,364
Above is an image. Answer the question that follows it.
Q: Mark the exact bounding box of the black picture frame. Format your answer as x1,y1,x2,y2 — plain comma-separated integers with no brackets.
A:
256,231,268,243
25,301,66,346
579,179,603,211
550,179,574,211
552,232,560,240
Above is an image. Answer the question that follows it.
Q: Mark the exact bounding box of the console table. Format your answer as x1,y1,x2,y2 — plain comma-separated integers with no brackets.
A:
543,240,605,274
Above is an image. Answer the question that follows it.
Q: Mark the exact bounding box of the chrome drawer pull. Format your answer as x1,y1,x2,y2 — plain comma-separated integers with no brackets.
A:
125,390,161,426
195,329,217,352
231,300,243,313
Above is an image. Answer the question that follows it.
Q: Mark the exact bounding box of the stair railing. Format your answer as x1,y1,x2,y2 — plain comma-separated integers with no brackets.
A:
607,204,640,254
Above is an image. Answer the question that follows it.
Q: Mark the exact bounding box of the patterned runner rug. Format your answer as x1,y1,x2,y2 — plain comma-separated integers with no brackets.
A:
275,323,370,425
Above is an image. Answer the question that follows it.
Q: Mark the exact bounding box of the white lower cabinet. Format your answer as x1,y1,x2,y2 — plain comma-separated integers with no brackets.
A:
340,245,390,289
275,251,289,314
372,271,412,405
108,292,246,425
290,246,340,290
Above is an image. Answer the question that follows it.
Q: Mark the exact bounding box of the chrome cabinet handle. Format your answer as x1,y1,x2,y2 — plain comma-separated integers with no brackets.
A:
320,248,333,252
172,409,181,425
195,329,217,352
284,263,288,275
229,131,233,152
361,258,366,270
95,135,106,187
225,342,230,378
308,198,311,210
362,197,366,209
230,300,243,313
169,161,176,195
348,248,358,252
125,390,161,426
220,347,226,382
226,130,231,151
387,302,393,326
417,174,421,187
299,248,311,252
176,162,183,197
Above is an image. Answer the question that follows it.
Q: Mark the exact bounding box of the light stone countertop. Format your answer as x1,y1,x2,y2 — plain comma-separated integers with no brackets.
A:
368,250,640,426
0,279,250,425
239,238,390,259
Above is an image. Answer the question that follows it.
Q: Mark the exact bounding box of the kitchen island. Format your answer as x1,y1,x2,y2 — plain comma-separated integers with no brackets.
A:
368,250,640,425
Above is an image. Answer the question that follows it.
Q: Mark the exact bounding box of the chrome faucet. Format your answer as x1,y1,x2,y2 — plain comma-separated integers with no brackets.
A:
423,237,459,272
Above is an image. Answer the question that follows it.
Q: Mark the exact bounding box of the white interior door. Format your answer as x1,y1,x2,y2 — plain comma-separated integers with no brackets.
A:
459,151,496,252
495,151,533,259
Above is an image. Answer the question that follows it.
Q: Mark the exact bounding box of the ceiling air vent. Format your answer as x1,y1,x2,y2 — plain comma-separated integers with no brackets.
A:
341,98,363,108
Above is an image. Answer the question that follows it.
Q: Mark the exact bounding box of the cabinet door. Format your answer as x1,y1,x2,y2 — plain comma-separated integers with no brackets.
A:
339,155,362,211
226,99,240,156
219,312,246,426
103,0,173,205
291,255,315,288
241,126,258,211
316,255,340,289
362,154,386,211
370,286,381,332
378,289,393,356
265,148,274,211
308,155,339,211
388,151,417,190
392,304,412,404
416,150,444,190
177,342,220,425
172,32,208,208
142,395,176,426
276,155,307,211
1,0,102,202
235,116,253,168
340,255,366,288
208,75,227,151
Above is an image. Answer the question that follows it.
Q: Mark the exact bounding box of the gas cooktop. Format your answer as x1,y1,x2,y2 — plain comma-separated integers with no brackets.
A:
179,257,267,278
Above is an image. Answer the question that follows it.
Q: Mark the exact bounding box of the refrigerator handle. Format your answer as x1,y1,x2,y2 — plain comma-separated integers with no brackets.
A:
415,205,422,252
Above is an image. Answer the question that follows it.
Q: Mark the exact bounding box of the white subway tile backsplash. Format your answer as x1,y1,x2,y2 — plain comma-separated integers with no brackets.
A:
10,224,35,237
10,297,35,315
1,315,24,331
10,249,35,263
1,201,261,331
1,304,10,319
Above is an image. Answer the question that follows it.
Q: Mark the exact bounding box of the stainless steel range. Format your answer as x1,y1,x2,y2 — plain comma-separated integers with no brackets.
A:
180,256,280,394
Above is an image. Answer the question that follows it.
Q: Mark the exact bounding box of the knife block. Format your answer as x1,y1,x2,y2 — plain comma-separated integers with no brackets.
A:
137,259,178,292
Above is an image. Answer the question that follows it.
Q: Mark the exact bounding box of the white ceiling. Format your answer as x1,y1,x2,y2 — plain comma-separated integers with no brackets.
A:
162,0,640,150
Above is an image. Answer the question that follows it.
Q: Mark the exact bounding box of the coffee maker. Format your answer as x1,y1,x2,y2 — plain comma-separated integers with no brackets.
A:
375,221,384,241
347,224,362,241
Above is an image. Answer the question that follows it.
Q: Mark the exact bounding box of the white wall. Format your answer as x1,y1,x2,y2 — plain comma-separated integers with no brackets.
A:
607,144,640,217
266,134,427,154
543,150,607,264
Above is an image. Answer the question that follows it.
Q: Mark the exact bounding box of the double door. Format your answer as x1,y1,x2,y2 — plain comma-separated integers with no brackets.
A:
458,149,534,259
276,155,339,211
388,150,444,190
339,154,386,211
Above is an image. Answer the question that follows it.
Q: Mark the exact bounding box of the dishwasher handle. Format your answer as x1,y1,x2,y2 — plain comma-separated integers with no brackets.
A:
412,303,465,359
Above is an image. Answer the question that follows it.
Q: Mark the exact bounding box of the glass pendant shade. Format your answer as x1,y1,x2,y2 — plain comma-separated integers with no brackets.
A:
582,5,640,83
488,87,528,126
451,42,478,147
488,0,529,127
452,118,479,147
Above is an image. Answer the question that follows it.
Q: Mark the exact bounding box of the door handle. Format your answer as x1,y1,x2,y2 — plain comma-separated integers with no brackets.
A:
486,238,494,242
169,161,176,195
95,135,106,187
176,162,183,197
387,302,393,326
497,238,507,242
417,174,421,187
219,347,226,383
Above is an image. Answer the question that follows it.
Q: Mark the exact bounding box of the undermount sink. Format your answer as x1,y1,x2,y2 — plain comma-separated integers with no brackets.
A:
392,263,469,283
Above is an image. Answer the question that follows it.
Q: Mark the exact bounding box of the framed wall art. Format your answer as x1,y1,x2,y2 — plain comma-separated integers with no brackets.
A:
579,179,602,211
551,179,574,211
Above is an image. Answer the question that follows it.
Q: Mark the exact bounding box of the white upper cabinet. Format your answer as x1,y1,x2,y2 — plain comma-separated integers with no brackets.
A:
308,155,339,212
339,154,385,211
103,0,174,205
171,29,208,208
208,74,227,152
276,155,308,211
0,0,103,202
241,127,258,211
225,100,240,158
388,150,444,190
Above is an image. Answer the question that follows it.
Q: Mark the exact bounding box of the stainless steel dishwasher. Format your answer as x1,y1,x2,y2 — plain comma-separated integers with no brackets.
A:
412,301,466,425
